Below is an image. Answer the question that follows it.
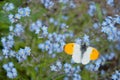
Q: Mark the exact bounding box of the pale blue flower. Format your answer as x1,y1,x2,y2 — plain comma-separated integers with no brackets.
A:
111,70,120,80
73,74,81,80
100,70,105,75
8,14,15,23
3,3,14,11
3,62,17,79
41,0,54,9
49,18,54,23
60,23,66,29
50,65,57,71
7,72,13,78
18,7,31,17
50,60,62,71
2,48,9,58
1,37,6,44
101,16,120,41
24,47,31,55
9,26,14,31
106,0,114,7
75,38,82,44
3,64,11,71
38,43,45,51
69,1,76,8
9,50,16,57
24,7,31,16
1,35,14,53
14,24,24,36
56,61,62,69
29,23,37,32
108,52,115,60
36,20,42,27
64,63,80,77
88,2,96,17
16,47,31,62
83,34,90,44
8,62,14,68
114,15,120,24
64,77,69,80
93,22,100,29
15,13,21,19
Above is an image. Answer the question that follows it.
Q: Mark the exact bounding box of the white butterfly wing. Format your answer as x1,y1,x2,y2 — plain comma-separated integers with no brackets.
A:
72,52,81,63
81,54,90,65
81,47,92,65
72,44,82,63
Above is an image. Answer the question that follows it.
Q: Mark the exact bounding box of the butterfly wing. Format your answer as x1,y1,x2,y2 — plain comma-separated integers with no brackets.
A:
72,44,82,63
72,52,81,63
81,47,92,65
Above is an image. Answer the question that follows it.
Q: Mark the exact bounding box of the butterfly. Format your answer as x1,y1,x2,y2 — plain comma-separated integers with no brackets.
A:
63,43,99,65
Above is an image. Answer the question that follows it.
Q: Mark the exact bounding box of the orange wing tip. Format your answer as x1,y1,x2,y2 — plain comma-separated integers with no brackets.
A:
90,48,99,60
63,43,75,55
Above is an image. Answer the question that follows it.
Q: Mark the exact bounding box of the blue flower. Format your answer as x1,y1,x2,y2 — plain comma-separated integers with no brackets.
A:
7,34,14,40
3,3,14,11
8,62,14,68
30,20,48,36
4,35,14,49
8,14,15,23
14,24,24,36
29,23,37,32
60,23,67,29
64,77,69,80
15,13,21,19
101,16,119,41
24,7,31,16
50,65,57,71
38,43,45,51
16,47,31,62
64,63,81,77
24,47,31,56
83,34,90,44
73,74,81,80
7,72,13,78
50,60,62,71
41,0,54,9
3,64,10,71
1,37,6,44
36,20,42,27
56,61,62,69
9,26,14,31
3,62,17,79
93,22,100,29
106,0,114,7
9,50,16,57
111,70,120,80
18,7,31,17
49,17,54,23
114,15,120,24
69,1,76,8
2,48,9,58
88,2,96,17
75,38,82,44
